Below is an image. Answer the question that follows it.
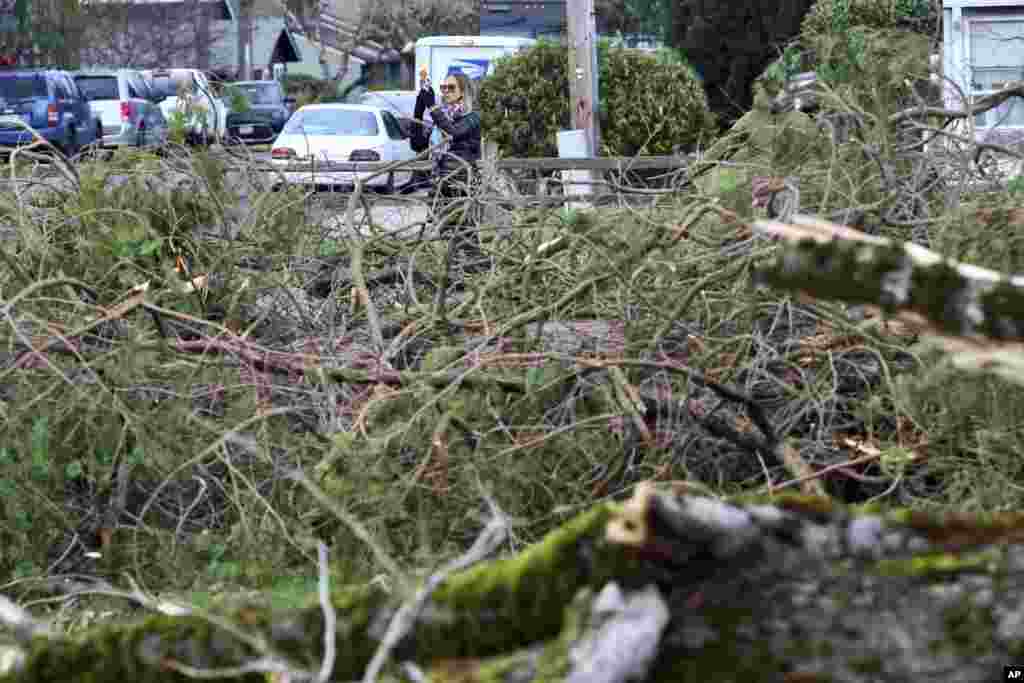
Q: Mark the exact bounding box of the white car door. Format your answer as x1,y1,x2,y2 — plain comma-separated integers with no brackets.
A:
381,111,414,185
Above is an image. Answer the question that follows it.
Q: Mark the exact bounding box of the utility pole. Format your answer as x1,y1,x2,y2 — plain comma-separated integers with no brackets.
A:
566,0,600,157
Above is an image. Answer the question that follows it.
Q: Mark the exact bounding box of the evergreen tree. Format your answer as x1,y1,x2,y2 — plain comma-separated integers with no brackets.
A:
665,0,816,127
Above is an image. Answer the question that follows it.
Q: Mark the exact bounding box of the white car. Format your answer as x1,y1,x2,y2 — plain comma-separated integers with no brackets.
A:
269,104,416,192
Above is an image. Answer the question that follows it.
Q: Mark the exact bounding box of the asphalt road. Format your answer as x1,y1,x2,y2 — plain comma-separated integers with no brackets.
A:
224,148,432,235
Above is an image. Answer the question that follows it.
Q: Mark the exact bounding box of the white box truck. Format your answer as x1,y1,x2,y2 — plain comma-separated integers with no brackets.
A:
414,35,537,89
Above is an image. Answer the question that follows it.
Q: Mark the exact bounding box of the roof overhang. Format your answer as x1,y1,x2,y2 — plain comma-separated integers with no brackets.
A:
80,0,236,20
272,27,302,63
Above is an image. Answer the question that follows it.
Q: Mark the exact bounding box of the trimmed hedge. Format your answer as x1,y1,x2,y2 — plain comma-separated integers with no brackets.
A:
478,41,717,158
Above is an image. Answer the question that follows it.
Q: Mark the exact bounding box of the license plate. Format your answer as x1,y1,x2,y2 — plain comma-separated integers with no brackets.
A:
239,125,254,135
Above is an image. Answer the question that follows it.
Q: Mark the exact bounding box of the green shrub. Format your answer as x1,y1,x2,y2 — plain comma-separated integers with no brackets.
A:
478,40,717,158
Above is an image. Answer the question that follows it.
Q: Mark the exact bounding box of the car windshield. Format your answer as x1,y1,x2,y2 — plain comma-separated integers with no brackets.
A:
0,75,46,102
74,76,119,101
233,83,281,105
283,109,379,136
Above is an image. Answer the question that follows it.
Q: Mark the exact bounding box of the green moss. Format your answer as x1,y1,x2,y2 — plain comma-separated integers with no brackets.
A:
884,509,1024,548
414,504,622,659
874,549,1001,577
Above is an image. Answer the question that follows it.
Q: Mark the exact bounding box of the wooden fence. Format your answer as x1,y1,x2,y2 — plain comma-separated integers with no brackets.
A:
262,155,695,174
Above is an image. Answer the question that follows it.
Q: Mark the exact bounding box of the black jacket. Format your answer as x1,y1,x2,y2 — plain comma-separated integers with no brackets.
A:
431,107,481,174
410,87,435,154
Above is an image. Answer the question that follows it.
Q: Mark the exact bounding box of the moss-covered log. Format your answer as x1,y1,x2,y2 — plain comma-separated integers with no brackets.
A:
754,214,1024,342
8,485,1024,681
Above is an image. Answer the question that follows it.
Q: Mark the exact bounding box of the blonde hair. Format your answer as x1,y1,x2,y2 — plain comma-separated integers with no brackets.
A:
444,72,475,113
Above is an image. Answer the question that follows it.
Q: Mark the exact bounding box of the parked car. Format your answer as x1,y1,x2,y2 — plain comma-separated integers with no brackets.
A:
141,68,226,145
224,80,295,144
270,104,416,192
0,68,102,156
343,90,430,138
73,69,168,150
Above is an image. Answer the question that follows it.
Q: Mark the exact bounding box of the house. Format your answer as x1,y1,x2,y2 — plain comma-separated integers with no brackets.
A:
210,0,362,80
943,0,1024,144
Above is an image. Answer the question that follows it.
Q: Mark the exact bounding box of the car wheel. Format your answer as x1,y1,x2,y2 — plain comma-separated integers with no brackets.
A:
137,123,147,148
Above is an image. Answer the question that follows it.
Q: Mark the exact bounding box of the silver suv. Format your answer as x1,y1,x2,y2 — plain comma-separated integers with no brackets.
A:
73,69,168,149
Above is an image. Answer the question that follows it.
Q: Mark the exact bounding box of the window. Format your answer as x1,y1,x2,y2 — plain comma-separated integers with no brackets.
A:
235,83,282,105
66,77,82,100
283,109,379,136
966,14,1024,128
130,74,150,100
381,111,404,139
148,72,188,99
75,76,119,101
0,75,46,101
54,77,71,99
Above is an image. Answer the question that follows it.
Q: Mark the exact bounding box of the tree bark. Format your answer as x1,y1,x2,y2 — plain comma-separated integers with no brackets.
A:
6,486,1024,682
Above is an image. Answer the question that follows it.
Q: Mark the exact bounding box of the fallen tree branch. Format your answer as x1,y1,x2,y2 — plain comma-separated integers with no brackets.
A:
753,214,1024,343
362,487,508,683
171,335,527,393
10,488,1024,681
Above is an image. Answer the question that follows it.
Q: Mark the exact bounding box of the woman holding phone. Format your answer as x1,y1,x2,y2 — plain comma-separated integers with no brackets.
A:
411,70,484,267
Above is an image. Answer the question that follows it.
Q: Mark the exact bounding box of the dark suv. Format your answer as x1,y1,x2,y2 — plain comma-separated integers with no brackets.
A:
224,80,295,144
0,69,102,156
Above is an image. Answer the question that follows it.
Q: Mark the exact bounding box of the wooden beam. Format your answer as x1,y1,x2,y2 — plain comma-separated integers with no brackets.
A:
263,155,693,173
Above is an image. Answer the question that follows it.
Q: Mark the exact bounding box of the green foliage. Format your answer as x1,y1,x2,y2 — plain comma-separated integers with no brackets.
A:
478,40,716,158
889,363,1024,511
801,0,932,40
1008,176,1024,196
763,44,804,89
799,0,935,90
165,110,191,145
222,85,251,116
804,25,931,113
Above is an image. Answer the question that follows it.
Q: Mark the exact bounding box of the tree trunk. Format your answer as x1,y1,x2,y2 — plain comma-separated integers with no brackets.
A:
5,487,1024,682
